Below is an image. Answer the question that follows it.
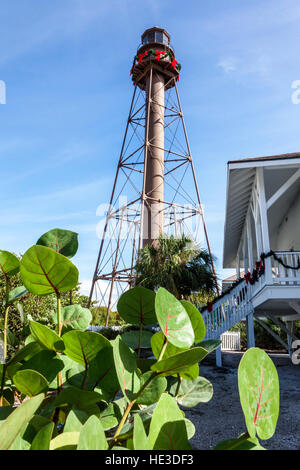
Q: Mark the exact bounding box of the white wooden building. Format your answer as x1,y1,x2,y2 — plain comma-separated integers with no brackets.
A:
201,153,300,365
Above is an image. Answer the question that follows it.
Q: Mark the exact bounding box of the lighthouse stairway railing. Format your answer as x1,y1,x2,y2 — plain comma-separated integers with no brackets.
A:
201,251,300,342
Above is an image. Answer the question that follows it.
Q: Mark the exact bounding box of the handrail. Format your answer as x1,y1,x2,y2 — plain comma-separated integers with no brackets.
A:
201,250,300,339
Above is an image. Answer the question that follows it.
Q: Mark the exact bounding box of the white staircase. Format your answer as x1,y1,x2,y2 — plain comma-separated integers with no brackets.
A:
201,278,254,340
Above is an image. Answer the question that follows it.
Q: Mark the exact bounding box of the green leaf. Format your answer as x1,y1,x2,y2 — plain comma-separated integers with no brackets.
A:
195,339,221,353
10,415,52,450
148,393,191,450
64,408,89,433
0,393,45,450
151,347,209,377
31,422,55,450
30,321,65,352
133,414,149,450
121,329,153,350
100,403,120,431
20,245,79,296
112,335,140,402
238,347,279,440
36,228,79,259
86,347,120,396
62,330,110,365
53,386,102,413
20,350,64,385
117,287,156,325
169,376,213,407
136,371,167,406
155,287,194,348
50,432,80,450
214,434,266,450
0,250,20,276
13,369,49,397
185,418,195,439
77,415,108,450
53,304,92,334
151,331,199,380
7,341,43,366
8,286,27,304
180,300,205,342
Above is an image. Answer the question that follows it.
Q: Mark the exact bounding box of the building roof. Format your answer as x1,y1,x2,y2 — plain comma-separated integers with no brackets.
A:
223,152,300,269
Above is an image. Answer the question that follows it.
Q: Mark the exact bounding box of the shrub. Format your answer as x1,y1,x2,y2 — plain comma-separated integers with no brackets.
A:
0,229,280,450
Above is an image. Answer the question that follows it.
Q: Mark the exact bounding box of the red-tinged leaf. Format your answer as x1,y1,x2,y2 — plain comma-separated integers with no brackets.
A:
155,288,194,348
238,347,279,440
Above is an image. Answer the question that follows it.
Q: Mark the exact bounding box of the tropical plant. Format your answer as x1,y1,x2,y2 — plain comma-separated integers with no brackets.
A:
0,229,280,450
134,234,217,300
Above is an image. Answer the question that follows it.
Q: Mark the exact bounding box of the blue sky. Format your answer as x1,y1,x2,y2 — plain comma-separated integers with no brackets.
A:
1,0,300,295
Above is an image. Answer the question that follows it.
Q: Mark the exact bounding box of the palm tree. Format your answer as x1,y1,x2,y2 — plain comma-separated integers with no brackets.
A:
134,234,218,300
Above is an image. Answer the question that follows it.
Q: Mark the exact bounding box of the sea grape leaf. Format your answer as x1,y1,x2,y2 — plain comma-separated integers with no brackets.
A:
50,432,80,450
77,415,108,450
52,304,92,334
31,422,55,450
7,342,43,366
20,245,79,296
30,321,65,352
151,347,209,377
121,329,153,350
195,339,221,353
169,376,213,407
100,403,120,430
62,330,110,365
10,415,52,450
64,408,89,433
133,414,150,450
112,335,140,402
0,393,45,450
20,350,64,385
8,286,27,304
135,371,167,406
13,369,49,397
0,250,20,276
214,434,266,450
36,228,79,259
117,287,156,325
53,386,102,410
155,288,194,348
180,300,205,342
151,331,199,380
148,393,191,450
238,347,279,440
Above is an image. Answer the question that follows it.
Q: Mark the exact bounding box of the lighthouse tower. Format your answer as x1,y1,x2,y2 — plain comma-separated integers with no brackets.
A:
89,27,217,324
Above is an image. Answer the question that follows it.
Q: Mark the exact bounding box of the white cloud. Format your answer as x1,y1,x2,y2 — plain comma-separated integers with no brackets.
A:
217,58,237,74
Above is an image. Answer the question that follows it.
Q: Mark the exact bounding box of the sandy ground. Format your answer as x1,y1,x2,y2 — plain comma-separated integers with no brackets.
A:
185,351,300,450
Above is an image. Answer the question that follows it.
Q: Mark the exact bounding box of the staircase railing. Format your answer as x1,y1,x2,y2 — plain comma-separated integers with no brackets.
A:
201,279,253,340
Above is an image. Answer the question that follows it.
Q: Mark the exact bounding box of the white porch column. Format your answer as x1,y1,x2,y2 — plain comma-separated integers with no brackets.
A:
246,216,254,272
216,345,222,367
256,168,272,284
246,312,255,348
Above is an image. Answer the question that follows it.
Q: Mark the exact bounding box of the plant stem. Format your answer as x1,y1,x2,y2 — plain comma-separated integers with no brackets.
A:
56,294,63,390
57,294,62,337
175,374,182,397
137,322,143,359
3,276,10,361
0,363,7,406
109,371,157,448
158,338,168,362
